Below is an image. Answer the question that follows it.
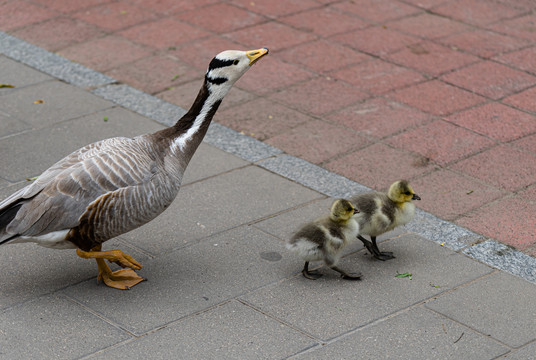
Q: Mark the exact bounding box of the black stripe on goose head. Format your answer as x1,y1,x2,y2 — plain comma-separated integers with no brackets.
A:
208,58,235,70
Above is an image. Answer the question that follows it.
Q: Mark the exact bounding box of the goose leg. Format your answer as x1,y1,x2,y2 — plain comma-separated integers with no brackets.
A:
76,245,146,290
302,261,322,280
358,235,395,261
330,266,362,280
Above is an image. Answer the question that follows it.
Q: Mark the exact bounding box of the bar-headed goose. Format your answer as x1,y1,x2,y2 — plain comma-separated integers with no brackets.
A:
287,199,362,280
0,48,269,290
350,180,420,261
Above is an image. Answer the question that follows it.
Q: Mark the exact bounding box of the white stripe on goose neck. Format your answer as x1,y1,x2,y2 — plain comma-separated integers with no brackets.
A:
170,79,230,154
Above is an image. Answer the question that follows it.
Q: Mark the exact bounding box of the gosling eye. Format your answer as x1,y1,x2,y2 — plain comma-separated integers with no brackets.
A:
233,59,239,65
405,191,412,195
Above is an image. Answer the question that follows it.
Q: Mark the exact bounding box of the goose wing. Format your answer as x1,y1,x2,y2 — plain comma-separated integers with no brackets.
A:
0,136,172,245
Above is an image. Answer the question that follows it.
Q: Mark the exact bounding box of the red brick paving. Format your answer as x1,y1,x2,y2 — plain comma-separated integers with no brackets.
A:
58,35,151,72
0,1,58,31
385,41,479,77
327,97,433,139
452,145,536,192
503,86,536,114
3,0,536,255
386,120,496,166
119,18,211,50
12,17,103,52
389,80,486,116
440,29,530,59
330,58,425,95
441,61,536,100
411,169,505,221
71,2,157,32
446,103,536,142
494,46,536,76
332,26,419,57
456,196,536,251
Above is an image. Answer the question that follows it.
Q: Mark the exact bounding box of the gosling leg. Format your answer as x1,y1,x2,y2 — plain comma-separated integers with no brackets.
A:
330,265,362,280
358,235,395,261
302,261,322,280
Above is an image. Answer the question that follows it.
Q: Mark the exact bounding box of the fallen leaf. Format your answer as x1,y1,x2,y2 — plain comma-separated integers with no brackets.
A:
466,190,474,195
430,283,440,288
395,272,412,280
26,176,39,181
440,242,445,246
171,74,180,81
0,84,15,88
103,116,108,122
33,100,44,104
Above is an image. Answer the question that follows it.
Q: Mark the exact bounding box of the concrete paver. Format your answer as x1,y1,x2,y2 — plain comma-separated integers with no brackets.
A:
1,2,536,357
292,307,508,360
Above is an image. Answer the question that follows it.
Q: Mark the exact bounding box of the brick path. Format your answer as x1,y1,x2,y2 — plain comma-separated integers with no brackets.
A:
1,0,535,256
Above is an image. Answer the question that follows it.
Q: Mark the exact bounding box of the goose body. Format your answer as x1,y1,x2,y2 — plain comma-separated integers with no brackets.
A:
287,199,362,280
0,48,269,289
350,180,420,261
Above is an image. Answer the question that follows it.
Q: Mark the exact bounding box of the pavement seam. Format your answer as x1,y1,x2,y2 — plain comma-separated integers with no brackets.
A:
1,31,534,284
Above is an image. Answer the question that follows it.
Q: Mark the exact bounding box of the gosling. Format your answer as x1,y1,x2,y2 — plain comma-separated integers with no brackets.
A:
286,199,362,280
350,180,420,261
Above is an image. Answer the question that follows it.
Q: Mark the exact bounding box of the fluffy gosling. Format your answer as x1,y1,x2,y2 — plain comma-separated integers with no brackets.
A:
287,199,362,280
350,180,420,261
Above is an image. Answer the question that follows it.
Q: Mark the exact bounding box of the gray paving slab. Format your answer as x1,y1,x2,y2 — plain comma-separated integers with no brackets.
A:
204,122,283,163
93,84,186,127
120,165,323,255
0,110,30,139
61,225,298,336
291,307,509,360
0,55,52,90
91,300,316,359
1,80,113,129
0,238,149,311
426,271,536,348
181,142,248,185
241,234,494,341
0,106,163,182
502,341,536,359
0,294,132,360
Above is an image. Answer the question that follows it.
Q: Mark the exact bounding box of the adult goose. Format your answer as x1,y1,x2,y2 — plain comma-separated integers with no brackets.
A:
0,48,269,290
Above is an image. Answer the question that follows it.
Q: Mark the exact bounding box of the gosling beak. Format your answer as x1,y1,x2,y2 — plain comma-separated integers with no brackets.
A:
246,48,269,66
412,194,421,201
354,208,360,214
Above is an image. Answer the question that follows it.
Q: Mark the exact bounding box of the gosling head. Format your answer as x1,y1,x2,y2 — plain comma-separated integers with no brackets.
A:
205,48,269,94
388,180,421,203
330,199,359,222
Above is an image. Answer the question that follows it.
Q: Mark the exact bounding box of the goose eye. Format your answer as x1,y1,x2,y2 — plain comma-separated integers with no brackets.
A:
233,59,239,65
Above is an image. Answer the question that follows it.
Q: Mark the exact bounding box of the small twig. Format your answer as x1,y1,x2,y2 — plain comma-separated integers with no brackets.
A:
442,324,447,334
454,332,464,344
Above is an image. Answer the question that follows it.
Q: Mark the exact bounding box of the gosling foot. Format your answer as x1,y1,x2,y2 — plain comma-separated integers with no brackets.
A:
302,261,323,280
331,266,362,280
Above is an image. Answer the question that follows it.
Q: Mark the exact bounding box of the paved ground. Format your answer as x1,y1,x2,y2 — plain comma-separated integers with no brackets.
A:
1,0,535,257
1,30,536,359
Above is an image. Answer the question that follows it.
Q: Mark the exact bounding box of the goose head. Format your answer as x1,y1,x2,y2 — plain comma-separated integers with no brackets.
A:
330,199,359,222
388,180,421,203
205,48,269,95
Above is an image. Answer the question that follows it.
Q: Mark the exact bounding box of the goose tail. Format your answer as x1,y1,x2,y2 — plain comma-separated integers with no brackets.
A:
0,201,23,245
